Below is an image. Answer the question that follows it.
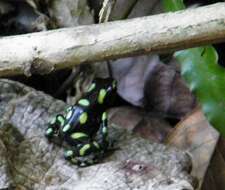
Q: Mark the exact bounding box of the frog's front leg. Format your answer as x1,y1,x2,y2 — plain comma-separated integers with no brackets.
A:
45,114,65,140
45,106,73,140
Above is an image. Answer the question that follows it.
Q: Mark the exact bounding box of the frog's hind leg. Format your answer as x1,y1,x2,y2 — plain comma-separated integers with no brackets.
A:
64,133,101,166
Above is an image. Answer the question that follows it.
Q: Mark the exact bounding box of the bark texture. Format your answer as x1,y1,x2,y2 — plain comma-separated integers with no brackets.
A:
0,3,225,77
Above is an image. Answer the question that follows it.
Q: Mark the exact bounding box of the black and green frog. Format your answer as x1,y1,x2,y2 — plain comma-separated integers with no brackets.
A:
45,78,117,167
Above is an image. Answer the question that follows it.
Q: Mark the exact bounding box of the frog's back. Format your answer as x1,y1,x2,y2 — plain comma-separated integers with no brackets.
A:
61,78,117,139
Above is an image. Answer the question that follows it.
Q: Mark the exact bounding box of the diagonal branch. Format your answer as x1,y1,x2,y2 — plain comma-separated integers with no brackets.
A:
1,3,225,77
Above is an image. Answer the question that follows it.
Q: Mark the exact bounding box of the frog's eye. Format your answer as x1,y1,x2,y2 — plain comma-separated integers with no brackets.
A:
98,89,107,104
79,112,88,124
87,83,96,92
65,106,72,113
66,109,73,120
78,99,90,107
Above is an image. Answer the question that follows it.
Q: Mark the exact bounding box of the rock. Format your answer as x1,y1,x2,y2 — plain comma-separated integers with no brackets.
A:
0,79,196,189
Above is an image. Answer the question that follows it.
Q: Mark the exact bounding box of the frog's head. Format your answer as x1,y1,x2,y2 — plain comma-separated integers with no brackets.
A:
45,114,65,140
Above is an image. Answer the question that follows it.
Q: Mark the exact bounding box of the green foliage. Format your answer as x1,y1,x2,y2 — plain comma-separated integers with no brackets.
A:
162,0,225,136
162,0,185,12
175,47,225,134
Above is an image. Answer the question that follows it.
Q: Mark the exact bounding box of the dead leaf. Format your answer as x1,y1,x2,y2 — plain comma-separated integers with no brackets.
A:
167,108,219,189
109,106,172,142
201,137,225,190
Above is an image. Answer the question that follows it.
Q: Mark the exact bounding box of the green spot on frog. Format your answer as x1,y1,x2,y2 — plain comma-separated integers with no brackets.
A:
71,132,88,139
63,124,71,132
102,112,107,121
79,144,91,156
98,89,107,104
78,99,90,107
102,127,107,134
46,128,53,135
93,141,100,149
58,115,65,126
65,150,74,157
88,83,96,92
79,112,88,124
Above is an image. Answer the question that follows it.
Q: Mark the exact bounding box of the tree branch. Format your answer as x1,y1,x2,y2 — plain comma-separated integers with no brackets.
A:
1,3,225,77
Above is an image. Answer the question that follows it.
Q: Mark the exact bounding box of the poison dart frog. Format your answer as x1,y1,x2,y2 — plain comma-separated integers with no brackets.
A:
45,78,117,167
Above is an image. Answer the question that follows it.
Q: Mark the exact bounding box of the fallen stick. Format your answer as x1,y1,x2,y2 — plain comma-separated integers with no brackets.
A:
0,3,225,77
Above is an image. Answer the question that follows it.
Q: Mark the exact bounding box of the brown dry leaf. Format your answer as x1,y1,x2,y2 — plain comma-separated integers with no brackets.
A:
144,58,196,118
109,106,173,143
111,55,195,118
201,137,225,190
166,108,219,189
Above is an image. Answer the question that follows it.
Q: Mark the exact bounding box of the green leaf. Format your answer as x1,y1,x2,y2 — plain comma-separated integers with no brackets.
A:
162,0,225,136
162,0,185,12
175,47,225,135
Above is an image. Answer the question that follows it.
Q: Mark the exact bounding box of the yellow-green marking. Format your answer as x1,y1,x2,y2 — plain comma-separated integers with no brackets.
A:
46,128,53,135
65,150,73,157
63,124,71,132
102,112,107,121
88,83,96,92
93,141,100,149
71,132,88,139
78,99,90,107
102,127,107,134
79,112,88,124
79,144,91,156
58,116,65,126
98,89,107,104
